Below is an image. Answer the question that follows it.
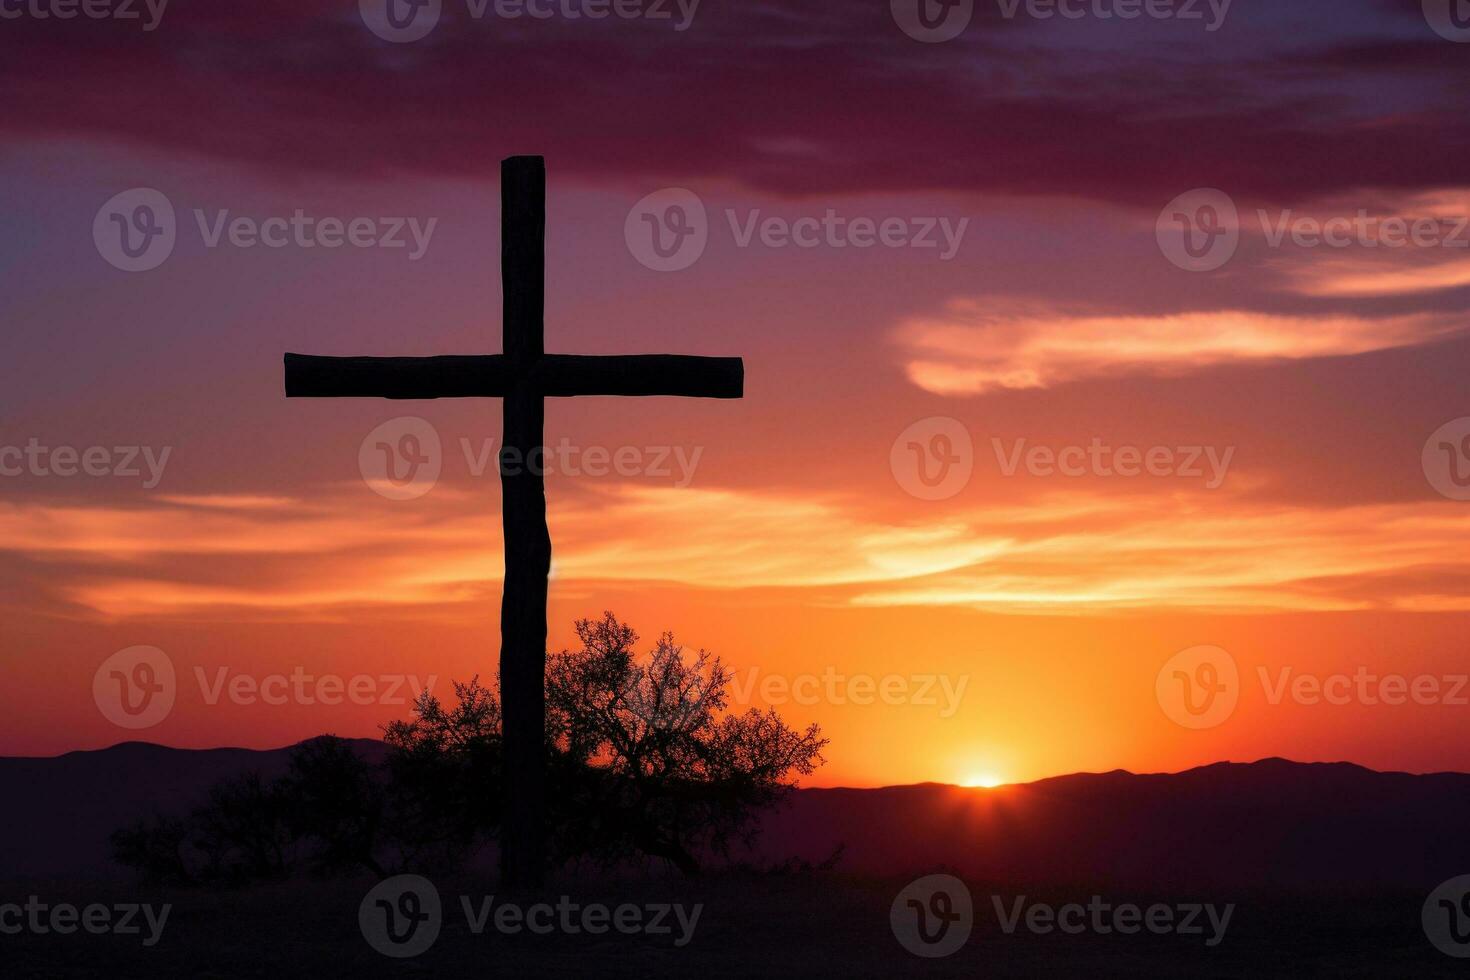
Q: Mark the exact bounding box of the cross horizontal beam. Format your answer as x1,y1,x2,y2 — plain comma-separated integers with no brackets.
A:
284,352,744,400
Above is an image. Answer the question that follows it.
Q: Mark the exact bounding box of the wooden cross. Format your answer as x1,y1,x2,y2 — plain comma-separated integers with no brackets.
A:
282,156,743,888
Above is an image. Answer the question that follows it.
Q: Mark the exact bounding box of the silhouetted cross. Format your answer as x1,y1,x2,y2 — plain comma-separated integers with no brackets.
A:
282,156,743,888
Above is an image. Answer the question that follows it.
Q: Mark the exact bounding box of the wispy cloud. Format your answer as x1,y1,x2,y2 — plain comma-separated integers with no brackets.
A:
895,302,1464,394
1273,254,1470,298
1256,188,1470,297
8,488,1470,620
852,495,1470,614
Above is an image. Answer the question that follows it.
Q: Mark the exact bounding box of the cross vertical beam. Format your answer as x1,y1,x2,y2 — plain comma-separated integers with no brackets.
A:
499,156,549,890
281,155,743,891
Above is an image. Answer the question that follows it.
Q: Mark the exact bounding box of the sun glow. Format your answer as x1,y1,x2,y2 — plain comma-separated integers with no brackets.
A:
963,773,1006,789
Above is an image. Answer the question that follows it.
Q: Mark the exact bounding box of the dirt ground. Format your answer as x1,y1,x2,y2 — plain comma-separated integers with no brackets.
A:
0,870,1457,978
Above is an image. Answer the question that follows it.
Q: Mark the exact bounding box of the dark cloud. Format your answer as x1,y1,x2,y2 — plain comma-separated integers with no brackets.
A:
2,0,1466,204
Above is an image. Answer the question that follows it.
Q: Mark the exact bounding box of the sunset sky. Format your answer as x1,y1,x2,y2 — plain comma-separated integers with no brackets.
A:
5,0,1470,787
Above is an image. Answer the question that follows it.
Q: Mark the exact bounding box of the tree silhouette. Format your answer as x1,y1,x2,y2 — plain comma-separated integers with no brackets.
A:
544,613,828,874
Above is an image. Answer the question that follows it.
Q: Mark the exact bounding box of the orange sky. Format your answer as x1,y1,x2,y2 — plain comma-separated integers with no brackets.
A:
9,472,1470,786
7,164,1470,786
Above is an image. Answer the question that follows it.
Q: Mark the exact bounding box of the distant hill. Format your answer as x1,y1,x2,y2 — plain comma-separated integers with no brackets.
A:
0,740,383,880
3,742,1466,891
751,759,1470,890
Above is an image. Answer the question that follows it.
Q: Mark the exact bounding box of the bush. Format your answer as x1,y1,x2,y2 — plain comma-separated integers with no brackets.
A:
112,614,827,883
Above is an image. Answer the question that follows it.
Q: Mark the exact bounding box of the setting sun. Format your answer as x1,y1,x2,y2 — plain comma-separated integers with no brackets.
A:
963,773,1007,789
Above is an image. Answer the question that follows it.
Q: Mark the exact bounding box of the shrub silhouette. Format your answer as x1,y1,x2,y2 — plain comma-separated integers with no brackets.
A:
112,613,826,883
381,675,504,870
113,739,388,884
278,735,388,877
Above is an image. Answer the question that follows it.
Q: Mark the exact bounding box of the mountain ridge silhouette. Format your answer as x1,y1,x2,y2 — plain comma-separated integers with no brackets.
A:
4,741,1464,890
